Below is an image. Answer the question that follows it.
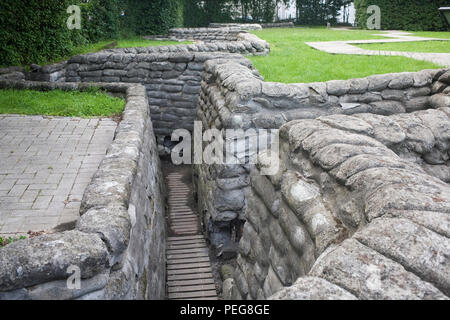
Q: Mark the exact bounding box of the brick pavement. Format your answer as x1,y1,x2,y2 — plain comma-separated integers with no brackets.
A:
0,115,116,236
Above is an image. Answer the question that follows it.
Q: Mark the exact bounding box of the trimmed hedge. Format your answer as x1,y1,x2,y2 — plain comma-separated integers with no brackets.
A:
183,0,234,27
0,0,122,66
354,0,450,31
0,0,183,66
0,0,78,66
80,0,121,43
123,0,183,35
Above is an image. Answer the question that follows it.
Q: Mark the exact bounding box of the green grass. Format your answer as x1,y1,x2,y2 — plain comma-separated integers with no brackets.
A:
357,41,450,53
249,27,443,83
410,31,450,39
0,88,125,117
0,236,26,247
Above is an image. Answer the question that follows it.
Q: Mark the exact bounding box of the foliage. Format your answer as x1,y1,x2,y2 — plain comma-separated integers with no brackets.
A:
182,0,348,26
123,0,183,35
354,0,450,31
0,88,125,118
235,0,290,23
249,27,440,83
0,0,79,66
79,0,122,43
183,0,291,27
0,236,26,248
183,0,235,27
0,0,122,66
0,0,184,66
295,0,347,25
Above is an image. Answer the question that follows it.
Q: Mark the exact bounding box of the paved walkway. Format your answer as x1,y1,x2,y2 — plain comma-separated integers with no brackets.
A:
0,115,116,236
306,31,450,67
164,167,218,300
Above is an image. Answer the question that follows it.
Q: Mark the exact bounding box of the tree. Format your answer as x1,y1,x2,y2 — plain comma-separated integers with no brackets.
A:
183,0,234,27
235,0,290,23
124,0,183,35
183,0,291,26
341,0,353,24
295,0,345,25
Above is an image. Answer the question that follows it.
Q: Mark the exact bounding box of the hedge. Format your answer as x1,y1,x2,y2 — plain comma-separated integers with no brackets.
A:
122,0,183,35
183,0,234,27
354,0,450,31
80,0,122,43
0,0,77,66
0,0,182,67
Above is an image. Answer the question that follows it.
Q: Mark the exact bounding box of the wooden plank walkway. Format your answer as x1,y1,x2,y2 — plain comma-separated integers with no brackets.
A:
165,170,218,300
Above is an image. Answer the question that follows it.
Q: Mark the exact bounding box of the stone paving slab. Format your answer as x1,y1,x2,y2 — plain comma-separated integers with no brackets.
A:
306,31,450,67
0,115,116,236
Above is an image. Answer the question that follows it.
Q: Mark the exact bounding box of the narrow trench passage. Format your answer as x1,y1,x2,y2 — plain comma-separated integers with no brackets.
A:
163,162,219,300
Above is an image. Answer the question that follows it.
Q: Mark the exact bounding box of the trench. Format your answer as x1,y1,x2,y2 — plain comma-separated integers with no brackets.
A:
162,161,219,300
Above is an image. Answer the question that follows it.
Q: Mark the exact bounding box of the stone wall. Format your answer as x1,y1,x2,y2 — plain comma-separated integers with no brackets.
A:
65,52,248,154
169,27,243,42
207,22,294,30
104,33,269,56
0,30,269,155
261,22,295,28
28,63,67,82
63,34,268,154
194,58,450,257
167,28,269,43
0,64,66,82
228,108,450,300
0,67,26,81
0,30,269,87
0,80,166,300
209,23,263,31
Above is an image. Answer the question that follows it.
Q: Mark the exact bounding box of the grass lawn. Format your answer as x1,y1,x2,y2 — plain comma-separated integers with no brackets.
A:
0,88,125,118
357,40,450,53
410,31,450,39
249,27,443,83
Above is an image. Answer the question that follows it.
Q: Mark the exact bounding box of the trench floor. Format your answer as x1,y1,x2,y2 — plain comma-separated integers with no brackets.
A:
163,163,219,300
